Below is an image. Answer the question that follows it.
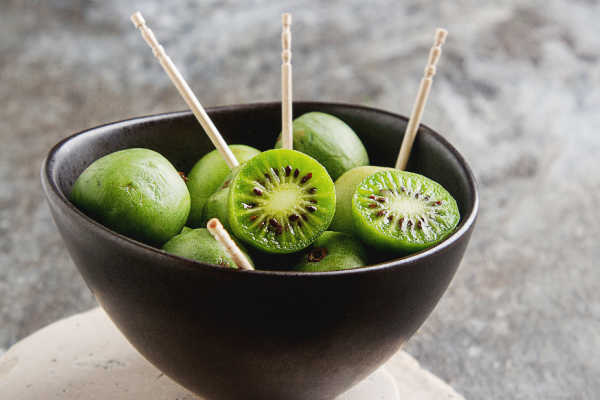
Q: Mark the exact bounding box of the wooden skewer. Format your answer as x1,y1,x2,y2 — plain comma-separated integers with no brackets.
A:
207,218,254,271
281,13,293,150
395,28,448,170
130,12,239,169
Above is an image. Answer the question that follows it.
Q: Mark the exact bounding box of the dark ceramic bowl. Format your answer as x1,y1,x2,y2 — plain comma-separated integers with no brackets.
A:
42,102,478,400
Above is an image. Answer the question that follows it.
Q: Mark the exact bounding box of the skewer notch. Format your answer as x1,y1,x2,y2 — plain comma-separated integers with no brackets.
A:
395,28,448,170
281,13,293,150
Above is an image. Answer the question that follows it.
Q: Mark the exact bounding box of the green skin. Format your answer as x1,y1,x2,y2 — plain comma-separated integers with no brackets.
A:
275,112,369,180
162,228,254,269
291,231,368,272
228,149,336,254
352,170,460,253
203,183,231,230
70,148,190,246
186,145,260,227
329,166,392,234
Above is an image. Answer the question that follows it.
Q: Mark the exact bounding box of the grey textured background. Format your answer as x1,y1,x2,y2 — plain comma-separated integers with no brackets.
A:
1,1,599,399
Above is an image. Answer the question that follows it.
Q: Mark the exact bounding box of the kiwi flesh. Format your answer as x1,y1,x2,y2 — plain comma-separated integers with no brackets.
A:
352,170,460,253
227,149,336,254
329,165,392,234
275,112,369,180
186,145,260,227
70,148,190,246
162,228,253,269
291,231,368,272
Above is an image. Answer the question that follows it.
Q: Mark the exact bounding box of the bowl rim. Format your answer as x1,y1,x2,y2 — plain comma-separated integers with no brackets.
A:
42,101,479,277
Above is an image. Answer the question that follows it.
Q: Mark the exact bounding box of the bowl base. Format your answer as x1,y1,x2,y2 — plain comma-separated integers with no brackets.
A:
0,307,467,399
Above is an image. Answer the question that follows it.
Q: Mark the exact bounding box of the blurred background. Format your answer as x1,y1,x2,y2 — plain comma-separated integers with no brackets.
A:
1,0,598,398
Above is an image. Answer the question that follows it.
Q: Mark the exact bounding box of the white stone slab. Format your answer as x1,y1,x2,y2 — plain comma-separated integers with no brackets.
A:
0,308,464,400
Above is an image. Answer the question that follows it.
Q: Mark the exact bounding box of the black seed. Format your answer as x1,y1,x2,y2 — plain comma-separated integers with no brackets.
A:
250,215,257,221
398,217,404,226
407,220,413,227
289,214,299,222
269,218,282,228
242,202,256,209
376,210,387,217
222,179,231,188
376,197,386,203
308,187,317,194
293,169,299,178
307,247,328,262
435,200,442,206
253,188,263,196
301,213,308,221
273,168,279,177
310,199,318,204
369,195,376,200
300,173,312,184
424,195,430,200
264,173,271,181
400,186,406,192
387,215,394,222
297,220,302,227
285,165,292,176
306,205,317,213
417,220,423,229
368,203,378,208
415,193,419,199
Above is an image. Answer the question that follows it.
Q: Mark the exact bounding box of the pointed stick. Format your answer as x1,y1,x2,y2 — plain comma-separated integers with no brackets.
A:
281,13,293,150
207,218,254,270
395,28,448,170
130,12,239,169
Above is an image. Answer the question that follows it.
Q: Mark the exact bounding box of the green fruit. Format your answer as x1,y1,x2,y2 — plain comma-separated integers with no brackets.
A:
162,228,254,269
275,112,369,180
70,148,190,246
330,166,392,234
352,170,460,253
186,145,260,227
181,226,194,234
291,231,368,272
228,149,336,254
203,183,232,230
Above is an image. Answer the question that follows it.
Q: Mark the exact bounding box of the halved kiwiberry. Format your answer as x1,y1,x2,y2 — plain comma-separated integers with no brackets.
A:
228,149,336,254
351,170,460,253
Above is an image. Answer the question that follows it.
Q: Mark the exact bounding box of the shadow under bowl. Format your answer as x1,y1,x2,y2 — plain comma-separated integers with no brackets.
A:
41,102,478,400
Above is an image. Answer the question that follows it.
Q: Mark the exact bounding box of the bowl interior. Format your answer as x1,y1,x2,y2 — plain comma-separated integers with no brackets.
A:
47,101,477,263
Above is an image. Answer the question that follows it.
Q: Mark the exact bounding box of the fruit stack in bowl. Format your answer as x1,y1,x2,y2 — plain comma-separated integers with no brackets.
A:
70,111,460,272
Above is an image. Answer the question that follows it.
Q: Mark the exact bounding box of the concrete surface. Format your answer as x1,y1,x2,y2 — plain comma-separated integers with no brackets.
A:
0,1,598,399
0,307,464,400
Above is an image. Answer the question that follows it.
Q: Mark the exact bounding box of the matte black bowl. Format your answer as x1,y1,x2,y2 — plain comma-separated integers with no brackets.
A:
42,102,478,400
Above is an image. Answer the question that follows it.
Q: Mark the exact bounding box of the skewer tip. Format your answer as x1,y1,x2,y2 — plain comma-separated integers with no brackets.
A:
282,13,292,26
207,218,254,270
130,11,145,28
435,28,448,45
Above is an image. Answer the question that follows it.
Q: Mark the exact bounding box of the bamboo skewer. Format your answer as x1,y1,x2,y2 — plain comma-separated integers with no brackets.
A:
395,28,448,170
281,13,293,150
130,12,239,169
207,218,255,271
